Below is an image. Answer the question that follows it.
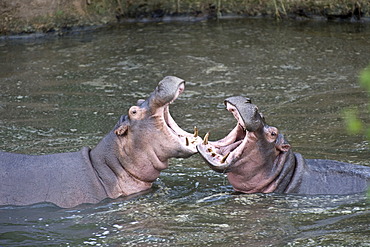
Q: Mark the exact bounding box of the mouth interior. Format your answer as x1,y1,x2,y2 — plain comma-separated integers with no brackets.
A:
199,103,249,168
161,83,201,149
217,124,246,156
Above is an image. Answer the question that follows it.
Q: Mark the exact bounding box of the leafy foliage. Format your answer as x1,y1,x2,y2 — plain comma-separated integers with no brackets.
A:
344,65,370,141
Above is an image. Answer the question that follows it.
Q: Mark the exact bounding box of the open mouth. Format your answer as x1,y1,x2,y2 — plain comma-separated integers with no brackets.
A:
161,82,202,154
197,98,260,173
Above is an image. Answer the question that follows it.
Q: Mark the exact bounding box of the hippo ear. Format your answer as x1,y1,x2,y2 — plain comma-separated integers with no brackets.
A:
115,122,129,136
277,143,291,152
137,99,145,106
275,134,291,152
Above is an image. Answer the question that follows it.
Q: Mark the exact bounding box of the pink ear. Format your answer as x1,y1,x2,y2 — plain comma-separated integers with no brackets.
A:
277,143,291,152
114,123,129,136
137,99,145,105
275,134,291,152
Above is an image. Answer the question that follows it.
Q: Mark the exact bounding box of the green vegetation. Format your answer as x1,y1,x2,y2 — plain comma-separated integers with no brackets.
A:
344,65,370,141
343,65,370,199
1,0,370,35
360,65,370,94
359,66,370,139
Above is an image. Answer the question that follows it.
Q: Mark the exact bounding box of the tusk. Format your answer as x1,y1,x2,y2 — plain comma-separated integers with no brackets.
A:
193,126,198,137
203,132,209,145
221,152,230,164
186,137,190,146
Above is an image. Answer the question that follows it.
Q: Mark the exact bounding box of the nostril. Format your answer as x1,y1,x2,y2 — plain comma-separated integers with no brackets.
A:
178,82,185,94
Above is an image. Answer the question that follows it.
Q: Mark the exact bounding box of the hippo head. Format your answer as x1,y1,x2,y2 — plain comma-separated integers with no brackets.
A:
197,96,292,193
113,76,202,183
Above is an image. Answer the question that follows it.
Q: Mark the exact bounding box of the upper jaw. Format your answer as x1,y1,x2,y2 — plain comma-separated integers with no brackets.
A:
151,76,186,108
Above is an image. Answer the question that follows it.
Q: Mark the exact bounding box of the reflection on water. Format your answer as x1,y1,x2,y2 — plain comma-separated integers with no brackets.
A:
0,19,369,246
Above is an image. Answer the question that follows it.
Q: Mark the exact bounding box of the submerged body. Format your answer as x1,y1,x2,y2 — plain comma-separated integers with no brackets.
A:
0,148,106,207
285,156,370,195
0,76,202,208
198,96,370,195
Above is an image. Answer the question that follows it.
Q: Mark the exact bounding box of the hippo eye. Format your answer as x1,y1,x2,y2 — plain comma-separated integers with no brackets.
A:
132,110,137,114
271,131,277,136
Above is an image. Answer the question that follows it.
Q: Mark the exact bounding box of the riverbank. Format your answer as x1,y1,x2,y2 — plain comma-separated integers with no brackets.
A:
1,0,370,36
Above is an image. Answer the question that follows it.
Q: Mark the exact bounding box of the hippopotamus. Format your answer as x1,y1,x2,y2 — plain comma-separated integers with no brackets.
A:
0,76,202,208
197,96,370,195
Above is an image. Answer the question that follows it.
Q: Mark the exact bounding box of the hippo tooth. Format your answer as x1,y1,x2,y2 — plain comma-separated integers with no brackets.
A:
203,132,209,145
193,126,199,137
221,152,230,164
186,137,190,146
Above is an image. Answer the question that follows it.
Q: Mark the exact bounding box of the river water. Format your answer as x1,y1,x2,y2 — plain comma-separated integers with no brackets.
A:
0,19,369,246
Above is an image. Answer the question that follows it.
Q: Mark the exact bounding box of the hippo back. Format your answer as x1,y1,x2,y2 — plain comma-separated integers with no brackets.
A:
0,147,107,208
285,153,370,195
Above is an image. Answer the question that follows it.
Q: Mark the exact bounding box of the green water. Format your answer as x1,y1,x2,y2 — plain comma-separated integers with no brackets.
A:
0,19,369,246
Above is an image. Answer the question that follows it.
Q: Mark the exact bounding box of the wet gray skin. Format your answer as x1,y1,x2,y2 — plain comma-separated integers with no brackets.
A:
0,76,202,208
197,96,370,195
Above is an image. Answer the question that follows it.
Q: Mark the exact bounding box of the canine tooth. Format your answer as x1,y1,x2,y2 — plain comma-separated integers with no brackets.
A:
186,137,190,146
221,152,230,164
203,132,209,145
193,126,198,137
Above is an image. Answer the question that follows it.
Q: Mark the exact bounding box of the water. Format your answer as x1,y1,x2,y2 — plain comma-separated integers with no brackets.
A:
0,19,369,246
